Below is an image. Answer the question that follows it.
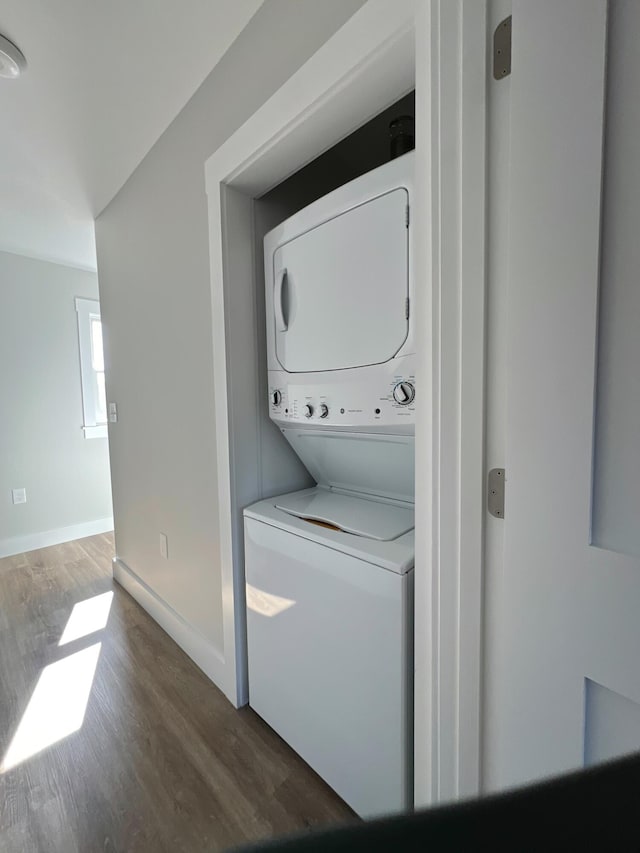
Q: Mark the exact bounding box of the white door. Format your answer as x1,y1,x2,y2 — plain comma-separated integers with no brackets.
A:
489,0,640,789
273,188,408,373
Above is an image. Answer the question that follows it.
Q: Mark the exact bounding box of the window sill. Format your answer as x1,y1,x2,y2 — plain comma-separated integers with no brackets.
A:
83,425,108,439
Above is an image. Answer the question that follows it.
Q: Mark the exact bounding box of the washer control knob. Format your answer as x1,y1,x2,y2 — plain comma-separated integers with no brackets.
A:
393,381,415,406
271,390,282,407
318,403,329,419
303,404,314,418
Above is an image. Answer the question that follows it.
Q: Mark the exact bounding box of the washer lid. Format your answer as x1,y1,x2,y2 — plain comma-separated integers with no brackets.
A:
275,489,413,541
244,488,414,574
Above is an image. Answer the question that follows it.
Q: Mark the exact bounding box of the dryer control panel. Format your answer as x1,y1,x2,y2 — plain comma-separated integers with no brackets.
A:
267,358,416,434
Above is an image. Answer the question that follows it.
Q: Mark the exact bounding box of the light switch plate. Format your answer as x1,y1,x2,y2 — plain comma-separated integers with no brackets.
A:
108,402,118,423
12,488,26,505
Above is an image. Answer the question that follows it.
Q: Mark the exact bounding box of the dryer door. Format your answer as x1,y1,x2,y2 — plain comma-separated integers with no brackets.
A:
272,188,409,373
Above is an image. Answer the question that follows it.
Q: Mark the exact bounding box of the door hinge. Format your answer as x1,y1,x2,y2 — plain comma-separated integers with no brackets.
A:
493,16,512,80
405,297,410,320
405,204,410,228
488,468,505,518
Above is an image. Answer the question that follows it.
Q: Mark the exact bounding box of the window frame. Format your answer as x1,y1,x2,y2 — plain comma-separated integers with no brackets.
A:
75,297,107,439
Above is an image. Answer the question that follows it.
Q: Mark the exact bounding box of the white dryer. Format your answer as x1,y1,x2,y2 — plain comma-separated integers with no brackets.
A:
245,153,416,818
265,152,415,433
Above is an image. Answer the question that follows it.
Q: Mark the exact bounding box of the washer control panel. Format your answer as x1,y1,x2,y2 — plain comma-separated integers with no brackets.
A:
268,365,416,432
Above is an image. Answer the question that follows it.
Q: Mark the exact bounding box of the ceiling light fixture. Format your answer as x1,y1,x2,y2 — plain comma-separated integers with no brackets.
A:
0,33,26,79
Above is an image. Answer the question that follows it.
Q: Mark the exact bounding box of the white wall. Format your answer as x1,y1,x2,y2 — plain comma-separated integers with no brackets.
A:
0,251,113,555
95,0,366,655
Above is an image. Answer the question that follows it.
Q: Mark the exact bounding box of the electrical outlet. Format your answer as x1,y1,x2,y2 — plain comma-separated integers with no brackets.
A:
159,532,168,559
12,488,26,505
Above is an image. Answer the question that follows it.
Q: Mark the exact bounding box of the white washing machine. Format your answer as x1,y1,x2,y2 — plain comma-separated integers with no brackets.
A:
245,153,416,818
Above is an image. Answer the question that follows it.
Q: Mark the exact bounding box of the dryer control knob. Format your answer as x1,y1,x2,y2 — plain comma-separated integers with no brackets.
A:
393,381,415,406
271,390,282,407
303,404,314,418
318,404,329,419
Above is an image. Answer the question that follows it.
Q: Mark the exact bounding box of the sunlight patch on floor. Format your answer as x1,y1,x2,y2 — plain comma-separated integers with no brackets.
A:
1,643,101,772
59,591,114,645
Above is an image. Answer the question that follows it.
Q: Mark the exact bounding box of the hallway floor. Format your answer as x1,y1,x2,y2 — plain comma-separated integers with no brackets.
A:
0,534,354,852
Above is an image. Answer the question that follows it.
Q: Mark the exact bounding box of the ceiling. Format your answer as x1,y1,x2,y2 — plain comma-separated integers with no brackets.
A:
0,0,262,271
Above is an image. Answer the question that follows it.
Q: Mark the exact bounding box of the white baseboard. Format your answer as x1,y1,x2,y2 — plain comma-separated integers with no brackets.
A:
0,516,114,559
112,557,230,700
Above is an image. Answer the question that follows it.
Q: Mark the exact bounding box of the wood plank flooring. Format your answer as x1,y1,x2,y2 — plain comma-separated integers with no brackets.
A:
0,534,354,852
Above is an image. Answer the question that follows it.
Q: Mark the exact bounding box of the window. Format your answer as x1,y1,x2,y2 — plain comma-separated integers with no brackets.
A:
76,298,107,439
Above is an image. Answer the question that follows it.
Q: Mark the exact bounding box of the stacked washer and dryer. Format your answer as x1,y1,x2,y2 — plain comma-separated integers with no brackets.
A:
244,152,415,818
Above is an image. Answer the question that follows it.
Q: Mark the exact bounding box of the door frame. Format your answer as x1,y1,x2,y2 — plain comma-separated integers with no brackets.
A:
204,0,487,806
416,0,488,801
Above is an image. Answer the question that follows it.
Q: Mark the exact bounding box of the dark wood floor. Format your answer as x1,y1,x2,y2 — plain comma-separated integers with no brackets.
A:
0,534,354,852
